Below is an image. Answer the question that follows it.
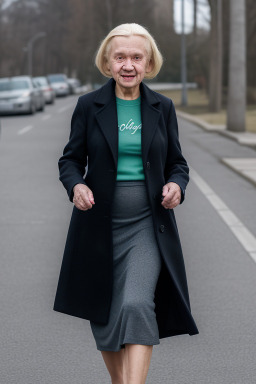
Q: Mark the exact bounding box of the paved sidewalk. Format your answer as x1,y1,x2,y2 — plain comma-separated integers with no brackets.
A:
177,110,256,187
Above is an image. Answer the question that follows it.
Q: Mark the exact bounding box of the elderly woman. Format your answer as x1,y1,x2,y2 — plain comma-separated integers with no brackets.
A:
53,23,199,384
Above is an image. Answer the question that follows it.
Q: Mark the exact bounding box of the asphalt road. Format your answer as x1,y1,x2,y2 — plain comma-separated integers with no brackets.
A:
0,95,256,384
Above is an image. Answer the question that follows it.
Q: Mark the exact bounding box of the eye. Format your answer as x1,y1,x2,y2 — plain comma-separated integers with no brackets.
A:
134,56,141,60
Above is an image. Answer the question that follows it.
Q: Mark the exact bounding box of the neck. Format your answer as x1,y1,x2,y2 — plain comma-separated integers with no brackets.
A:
115,84,140,100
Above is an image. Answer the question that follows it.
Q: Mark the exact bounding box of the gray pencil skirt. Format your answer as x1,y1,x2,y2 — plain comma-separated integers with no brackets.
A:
89,180,163,352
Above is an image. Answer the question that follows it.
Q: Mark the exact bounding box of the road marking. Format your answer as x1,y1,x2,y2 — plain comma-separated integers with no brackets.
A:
42,114,51,121
190,166,256,263
57,103,75,113
17,125,33,135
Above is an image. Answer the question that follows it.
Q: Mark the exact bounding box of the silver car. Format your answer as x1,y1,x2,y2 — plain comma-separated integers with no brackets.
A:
67,78,81,94
31,79,45,111
33,76,55,104
0,76,45,115
47,73,69,97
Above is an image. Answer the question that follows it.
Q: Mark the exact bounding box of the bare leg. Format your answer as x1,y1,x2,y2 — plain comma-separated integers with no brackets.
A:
123,344,153,384
101,348,125,384
100,344,153,384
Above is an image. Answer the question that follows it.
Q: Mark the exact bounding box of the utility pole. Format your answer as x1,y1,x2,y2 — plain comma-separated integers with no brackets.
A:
27,32,46,77
181,0,187,106
193,0,198,41
227,0,246,131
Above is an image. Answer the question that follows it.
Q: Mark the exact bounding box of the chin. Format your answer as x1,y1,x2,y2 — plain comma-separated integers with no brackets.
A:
121,83,137,88
119,79,140,88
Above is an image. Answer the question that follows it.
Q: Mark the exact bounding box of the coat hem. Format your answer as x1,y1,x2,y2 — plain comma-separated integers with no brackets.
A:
53,305,108,324
159,329,199,339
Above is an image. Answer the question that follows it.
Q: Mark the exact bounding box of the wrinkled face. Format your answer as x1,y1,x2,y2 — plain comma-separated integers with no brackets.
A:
106,35,152,93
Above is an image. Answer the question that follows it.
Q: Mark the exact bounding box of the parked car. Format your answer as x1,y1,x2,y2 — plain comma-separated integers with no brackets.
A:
0,76,45,115
47,73,69,97
33,76,55,104
67,78,81,94
31,79,45,111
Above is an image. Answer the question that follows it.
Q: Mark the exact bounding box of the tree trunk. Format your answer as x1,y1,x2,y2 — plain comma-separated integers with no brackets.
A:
227,0,246,131
209,0,223,112
105,0,113,30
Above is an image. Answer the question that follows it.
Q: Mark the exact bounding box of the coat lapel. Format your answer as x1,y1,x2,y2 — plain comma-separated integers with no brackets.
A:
140,82,161,162
95,79,119,169
94,78,161,171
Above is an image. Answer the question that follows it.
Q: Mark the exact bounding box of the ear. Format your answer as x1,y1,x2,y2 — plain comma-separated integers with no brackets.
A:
104,59,111,75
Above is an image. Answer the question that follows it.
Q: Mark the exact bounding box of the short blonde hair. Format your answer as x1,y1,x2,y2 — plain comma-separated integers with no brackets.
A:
95,23,163,79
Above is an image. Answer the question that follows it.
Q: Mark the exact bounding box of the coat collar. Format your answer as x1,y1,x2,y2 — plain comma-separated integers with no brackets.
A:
94,78,161,170
94,77,160,106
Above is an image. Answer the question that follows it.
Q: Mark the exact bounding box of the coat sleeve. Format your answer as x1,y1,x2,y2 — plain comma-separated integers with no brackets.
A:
164,100,189,205
58,96,88,203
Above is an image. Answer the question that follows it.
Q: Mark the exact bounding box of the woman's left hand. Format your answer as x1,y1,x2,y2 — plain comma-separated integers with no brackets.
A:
161,182,181,209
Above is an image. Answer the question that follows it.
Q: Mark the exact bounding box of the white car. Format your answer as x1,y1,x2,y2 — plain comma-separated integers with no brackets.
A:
33,76,55,104
0,76,45,115
67,78,81,94
47,73,69,97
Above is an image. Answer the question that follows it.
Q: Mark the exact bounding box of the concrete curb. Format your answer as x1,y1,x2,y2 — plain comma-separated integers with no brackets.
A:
221,158,256,187
176,110,256,187
219,130,256,148
176,110,256,149
176,110,226,132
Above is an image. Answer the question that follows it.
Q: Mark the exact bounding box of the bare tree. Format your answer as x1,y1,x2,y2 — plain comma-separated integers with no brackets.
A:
227,0,246,131
0,0,211,84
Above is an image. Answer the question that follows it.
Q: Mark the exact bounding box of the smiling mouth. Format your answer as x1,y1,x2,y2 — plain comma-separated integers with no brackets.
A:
121,75,136,79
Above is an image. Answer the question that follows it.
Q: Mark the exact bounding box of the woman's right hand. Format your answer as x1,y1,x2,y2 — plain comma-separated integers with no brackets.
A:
73,184,95,211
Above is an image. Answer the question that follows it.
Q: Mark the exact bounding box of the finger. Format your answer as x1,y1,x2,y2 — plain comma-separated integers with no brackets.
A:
162,196,180,209
76,198,93,210
81,200,93,210
87,190,95,204
162,189,176,204
162,185,169,197
162,192,180,205
75,195,92,210
78,192,93,209
73,201,89,211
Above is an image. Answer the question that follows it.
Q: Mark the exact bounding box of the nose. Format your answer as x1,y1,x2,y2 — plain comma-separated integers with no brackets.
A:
122,58,134,70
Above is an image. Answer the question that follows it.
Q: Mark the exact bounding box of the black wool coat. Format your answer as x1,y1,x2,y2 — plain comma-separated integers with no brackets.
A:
53,78,199,339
